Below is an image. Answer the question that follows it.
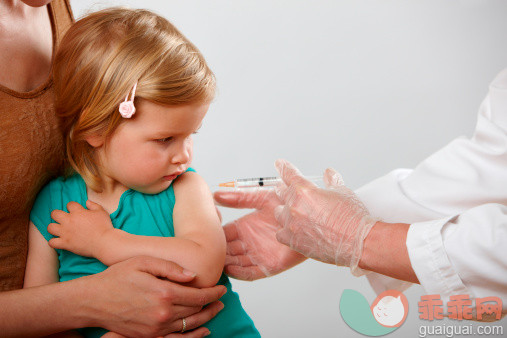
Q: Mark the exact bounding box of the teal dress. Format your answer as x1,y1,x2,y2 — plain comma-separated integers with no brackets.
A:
30,170,260,338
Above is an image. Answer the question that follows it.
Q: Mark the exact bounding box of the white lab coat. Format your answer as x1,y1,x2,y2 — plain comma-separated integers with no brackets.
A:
355,68,507,314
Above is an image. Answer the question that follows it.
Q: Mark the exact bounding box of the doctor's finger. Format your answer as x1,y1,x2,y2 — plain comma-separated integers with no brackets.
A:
275,159,316,189
323,167,344,189
226,240,247,255
225,254,254,267
274,183,305,207
225,265,267,281
275,228,293,248
222,222,239,242
274,204,299,229
214,189,273,210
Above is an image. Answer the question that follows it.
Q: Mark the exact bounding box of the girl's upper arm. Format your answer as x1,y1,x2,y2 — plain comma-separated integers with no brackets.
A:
24,221,59,288
172,172,225,265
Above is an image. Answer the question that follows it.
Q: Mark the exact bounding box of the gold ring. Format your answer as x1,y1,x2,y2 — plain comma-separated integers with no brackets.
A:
181,317,187,333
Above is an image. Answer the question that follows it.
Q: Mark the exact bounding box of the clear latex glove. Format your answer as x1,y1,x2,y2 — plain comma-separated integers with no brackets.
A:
214,189,307,281
274,159,376,276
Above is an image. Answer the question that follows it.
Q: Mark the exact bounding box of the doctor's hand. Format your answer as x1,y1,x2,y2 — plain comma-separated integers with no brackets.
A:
274,159,377,276
214,189,307,281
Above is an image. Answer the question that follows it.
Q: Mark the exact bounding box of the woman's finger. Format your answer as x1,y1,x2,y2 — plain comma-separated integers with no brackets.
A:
134,256,197,284
164,326,210,338
169,305,203,321
170,284,226,307
101,332,127,338
166,301,224,335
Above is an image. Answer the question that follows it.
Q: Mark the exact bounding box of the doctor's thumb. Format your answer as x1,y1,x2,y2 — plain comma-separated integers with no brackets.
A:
275,159,312,188
323,168,344,189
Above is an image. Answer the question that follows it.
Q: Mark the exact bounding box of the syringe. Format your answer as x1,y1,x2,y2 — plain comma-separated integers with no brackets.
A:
219,176,323,188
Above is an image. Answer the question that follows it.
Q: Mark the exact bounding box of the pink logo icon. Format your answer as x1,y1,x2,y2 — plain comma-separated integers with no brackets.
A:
371,290,409,328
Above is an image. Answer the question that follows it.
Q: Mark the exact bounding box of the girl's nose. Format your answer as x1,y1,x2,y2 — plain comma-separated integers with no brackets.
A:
172,137,191,164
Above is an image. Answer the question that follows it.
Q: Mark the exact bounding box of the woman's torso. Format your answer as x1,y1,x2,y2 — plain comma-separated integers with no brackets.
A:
0,0,73,291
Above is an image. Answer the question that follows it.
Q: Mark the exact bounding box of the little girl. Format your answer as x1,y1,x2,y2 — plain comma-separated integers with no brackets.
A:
23,8,260,338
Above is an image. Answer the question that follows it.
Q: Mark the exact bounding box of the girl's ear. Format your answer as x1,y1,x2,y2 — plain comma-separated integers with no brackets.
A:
85,133,105,148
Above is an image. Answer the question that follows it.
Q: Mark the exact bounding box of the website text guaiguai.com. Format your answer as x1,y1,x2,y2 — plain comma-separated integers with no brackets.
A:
418,324,503,338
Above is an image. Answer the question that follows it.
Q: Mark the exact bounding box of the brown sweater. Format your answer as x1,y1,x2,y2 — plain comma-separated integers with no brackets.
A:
0,0,73,291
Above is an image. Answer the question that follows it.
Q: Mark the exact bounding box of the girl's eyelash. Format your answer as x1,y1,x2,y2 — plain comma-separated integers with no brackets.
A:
157,131,197,142
157,137,172,143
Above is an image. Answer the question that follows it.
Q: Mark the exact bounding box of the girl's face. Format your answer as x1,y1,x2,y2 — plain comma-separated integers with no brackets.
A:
94,99,209,194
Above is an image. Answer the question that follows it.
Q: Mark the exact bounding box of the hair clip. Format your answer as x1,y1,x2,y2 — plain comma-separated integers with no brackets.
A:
119,82,138,118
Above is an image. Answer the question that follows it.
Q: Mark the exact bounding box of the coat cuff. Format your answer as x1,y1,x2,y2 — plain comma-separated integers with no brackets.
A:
407,217,471,304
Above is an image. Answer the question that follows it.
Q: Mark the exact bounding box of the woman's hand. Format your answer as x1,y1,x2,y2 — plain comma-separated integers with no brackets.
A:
83,256,226,337
214,189,306,281
274,159,377,275
103,326,213,338
48,200,114,258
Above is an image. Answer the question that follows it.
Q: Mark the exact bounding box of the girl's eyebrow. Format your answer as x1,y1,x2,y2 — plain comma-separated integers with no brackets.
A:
151,123,202,138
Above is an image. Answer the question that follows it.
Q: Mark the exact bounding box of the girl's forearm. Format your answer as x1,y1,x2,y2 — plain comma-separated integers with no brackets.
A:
97,229,224,287
358,221,419,283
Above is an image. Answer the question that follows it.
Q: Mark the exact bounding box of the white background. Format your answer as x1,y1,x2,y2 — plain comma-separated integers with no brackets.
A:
70,1,507,337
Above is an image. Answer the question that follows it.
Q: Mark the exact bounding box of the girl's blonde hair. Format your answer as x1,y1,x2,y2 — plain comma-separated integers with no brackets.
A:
53,7,216,191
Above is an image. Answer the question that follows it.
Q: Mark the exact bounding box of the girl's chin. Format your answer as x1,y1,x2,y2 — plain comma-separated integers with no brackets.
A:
132,180,173,195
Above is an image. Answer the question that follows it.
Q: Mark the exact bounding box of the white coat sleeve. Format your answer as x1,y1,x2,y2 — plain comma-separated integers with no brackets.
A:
354,68,507,304
407,203,507,313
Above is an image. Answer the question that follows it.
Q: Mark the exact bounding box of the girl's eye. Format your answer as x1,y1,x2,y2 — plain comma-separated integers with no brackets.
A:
192,131,199,135
157,137,173,143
